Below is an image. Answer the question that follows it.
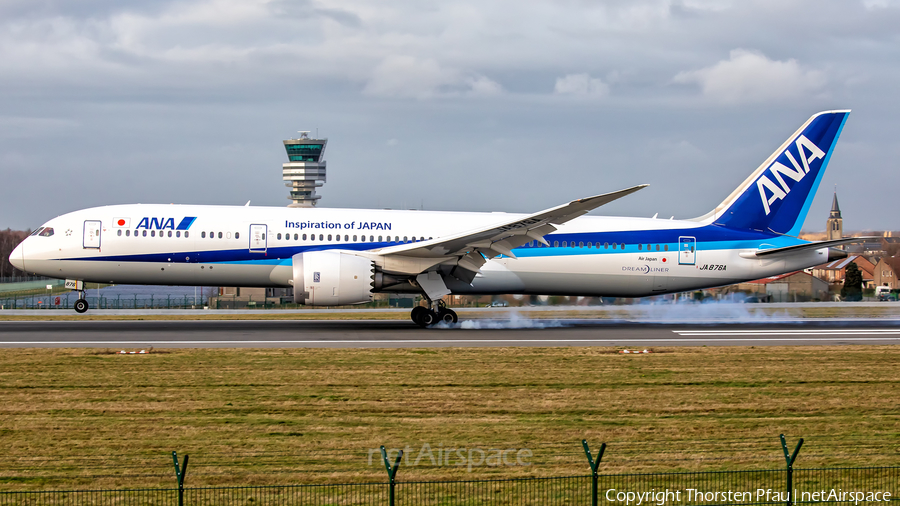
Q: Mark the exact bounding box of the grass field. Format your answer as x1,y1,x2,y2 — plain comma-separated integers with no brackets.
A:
0,345,898,491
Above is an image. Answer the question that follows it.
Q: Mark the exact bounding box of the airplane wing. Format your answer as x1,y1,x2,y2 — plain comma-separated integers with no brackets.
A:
371,184,647,280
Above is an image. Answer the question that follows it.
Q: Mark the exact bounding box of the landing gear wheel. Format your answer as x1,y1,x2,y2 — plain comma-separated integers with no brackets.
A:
414,309,437,328
410,306,428,324
74,299,89,314
438,308,458,324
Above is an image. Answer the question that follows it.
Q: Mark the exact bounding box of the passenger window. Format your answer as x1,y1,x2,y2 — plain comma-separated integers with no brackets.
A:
353,235,358,241
310,234,315,241
166,231,171,237
143,230,147,237
664,244,668,251
151,230,156,237
587,242,592,248
226,232,231,239
277,233,282,240
612,243,616,250
294,234,298,240
403,236,408,242
117,230,122,236
303,234,307,240
328,234,332,241
554,241,559,247
126,230,130,237
202,232,206,238
334,234,339,242
656,244,660,251
371,236,375,242
639,244,643,250
604,242,609,249
344,235,349,241
185,231,190,238
646,244,651,251
621,244,625,249
562,241,567,247
176,231,181,238
579,241,584,248
218,232,223,239
318,234,323,241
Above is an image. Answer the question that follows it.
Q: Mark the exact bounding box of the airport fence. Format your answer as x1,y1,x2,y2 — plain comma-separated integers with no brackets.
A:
0,294,209,310
1,467,897,506
1,440,898,506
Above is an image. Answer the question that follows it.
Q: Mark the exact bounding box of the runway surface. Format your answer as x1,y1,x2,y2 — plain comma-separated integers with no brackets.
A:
2,318,900,348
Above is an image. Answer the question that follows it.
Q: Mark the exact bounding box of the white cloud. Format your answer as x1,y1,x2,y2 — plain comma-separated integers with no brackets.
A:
554,73,610,97
363,55,502,98
672,49,826,103
862,0,900,9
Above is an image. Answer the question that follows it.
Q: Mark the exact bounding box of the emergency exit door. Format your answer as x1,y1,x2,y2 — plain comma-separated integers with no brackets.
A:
249,224,267,253
83,221,101,249
678,236,696,265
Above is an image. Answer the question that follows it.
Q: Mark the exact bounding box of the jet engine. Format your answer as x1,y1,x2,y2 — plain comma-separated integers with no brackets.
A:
292,250,375,305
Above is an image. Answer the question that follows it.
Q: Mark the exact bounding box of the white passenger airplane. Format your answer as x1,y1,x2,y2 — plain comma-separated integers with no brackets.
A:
11,110,861,326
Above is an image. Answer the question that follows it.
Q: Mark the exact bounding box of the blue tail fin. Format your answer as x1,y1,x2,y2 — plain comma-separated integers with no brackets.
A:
703,110,850,236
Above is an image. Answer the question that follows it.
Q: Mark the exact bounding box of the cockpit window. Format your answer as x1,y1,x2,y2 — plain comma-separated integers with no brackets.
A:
31,227,44,236
38,228,54,237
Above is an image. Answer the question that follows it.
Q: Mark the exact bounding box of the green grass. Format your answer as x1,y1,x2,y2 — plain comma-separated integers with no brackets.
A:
0,346,897,491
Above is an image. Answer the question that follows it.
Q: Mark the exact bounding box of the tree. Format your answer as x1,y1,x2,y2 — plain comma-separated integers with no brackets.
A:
0,229,30,278
841,262,863,301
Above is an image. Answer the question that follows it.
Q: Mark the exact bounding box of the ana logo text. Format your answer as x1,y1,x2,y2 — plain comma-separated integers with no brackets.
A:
135,217,197,231
756,134,825,215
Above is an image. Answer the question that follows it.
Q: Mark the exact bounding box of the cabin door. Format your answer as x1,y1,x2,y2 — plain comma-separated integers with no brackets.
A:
249,224,267,253
83,220,102,249
678,236,696,265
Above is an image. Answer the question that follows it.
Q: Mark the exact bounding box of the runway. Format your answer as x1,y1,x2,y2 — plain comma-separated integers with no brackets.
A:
2,318,900,348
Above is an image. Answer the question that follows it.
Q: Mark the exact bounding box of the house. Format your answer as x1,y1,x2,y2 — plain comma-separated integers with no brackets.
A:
810,255,876,288
873,257,900,290
734,271,830,302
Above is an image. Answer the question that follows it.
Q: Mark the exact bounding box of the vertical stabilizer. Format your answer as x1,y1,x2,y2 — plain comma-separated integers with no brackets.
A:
700,110,850,236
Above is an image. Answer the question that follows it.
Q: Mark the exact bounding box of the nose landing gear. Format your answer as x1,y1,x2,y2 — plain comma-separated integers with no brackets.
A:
410,299,458,328
74,290,89,314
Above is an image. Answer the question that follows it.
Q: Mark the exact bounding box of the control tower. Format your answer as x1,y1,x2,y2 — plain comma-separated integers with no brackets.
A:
283,132,327,207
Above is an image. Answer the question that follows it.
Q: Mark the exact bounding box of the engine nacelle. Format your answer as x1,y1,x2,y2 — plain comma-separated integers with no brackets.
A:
292,250,375,306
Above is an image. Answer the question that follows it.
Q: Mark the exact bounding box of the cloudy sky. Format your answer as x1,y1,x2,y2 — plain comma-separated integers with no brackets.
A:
1,0,898,231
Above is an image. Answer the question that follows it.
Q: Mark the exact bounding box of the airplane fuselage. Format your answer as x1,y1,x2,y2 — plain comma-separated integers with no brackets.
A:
13,203,827,298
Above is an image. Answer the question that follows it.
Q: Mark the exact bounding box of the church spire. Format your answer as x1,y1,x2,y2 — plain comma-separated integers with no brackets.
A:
830,191,841,218
827,189,843,241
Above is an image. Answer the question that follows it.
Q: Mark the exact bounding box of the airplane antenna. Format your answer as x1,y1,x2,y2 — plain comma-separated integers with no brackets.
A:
245,200,251,207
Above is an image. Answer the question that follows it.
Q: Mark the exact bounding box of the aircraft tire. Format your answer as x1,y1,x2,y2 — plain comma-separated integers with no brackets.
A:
410,306,428,323
438,308,458,324
74,299,89,314
415,309,437,328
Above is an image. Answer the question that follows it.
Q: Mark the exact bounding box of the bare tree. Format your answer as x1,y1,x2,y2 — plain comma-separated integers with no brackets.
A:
0,229,30,278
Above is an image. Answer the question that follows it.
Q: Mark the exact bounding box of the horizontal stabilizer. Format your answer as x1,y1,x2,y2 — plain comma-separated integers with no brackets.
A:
745,237,879,258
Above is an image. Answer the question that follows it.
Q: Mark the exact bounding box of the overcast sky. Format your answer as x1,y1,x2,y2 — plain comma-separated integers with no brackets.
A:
1,0,898,232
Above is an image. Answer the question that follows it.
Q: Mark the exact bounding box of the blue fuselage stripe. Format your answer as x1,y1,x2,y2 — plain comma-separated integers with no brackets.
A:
61,224,806,264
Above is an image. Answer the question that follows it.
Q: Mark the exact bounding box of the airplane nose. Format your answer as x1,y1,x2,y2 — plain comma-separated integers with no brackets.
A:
10,242,25,272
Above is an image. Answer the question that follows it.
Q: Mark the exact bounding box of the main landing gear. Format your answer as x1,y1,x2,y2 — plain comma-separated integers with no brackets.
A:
410,299,458,328
74,290,89,314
